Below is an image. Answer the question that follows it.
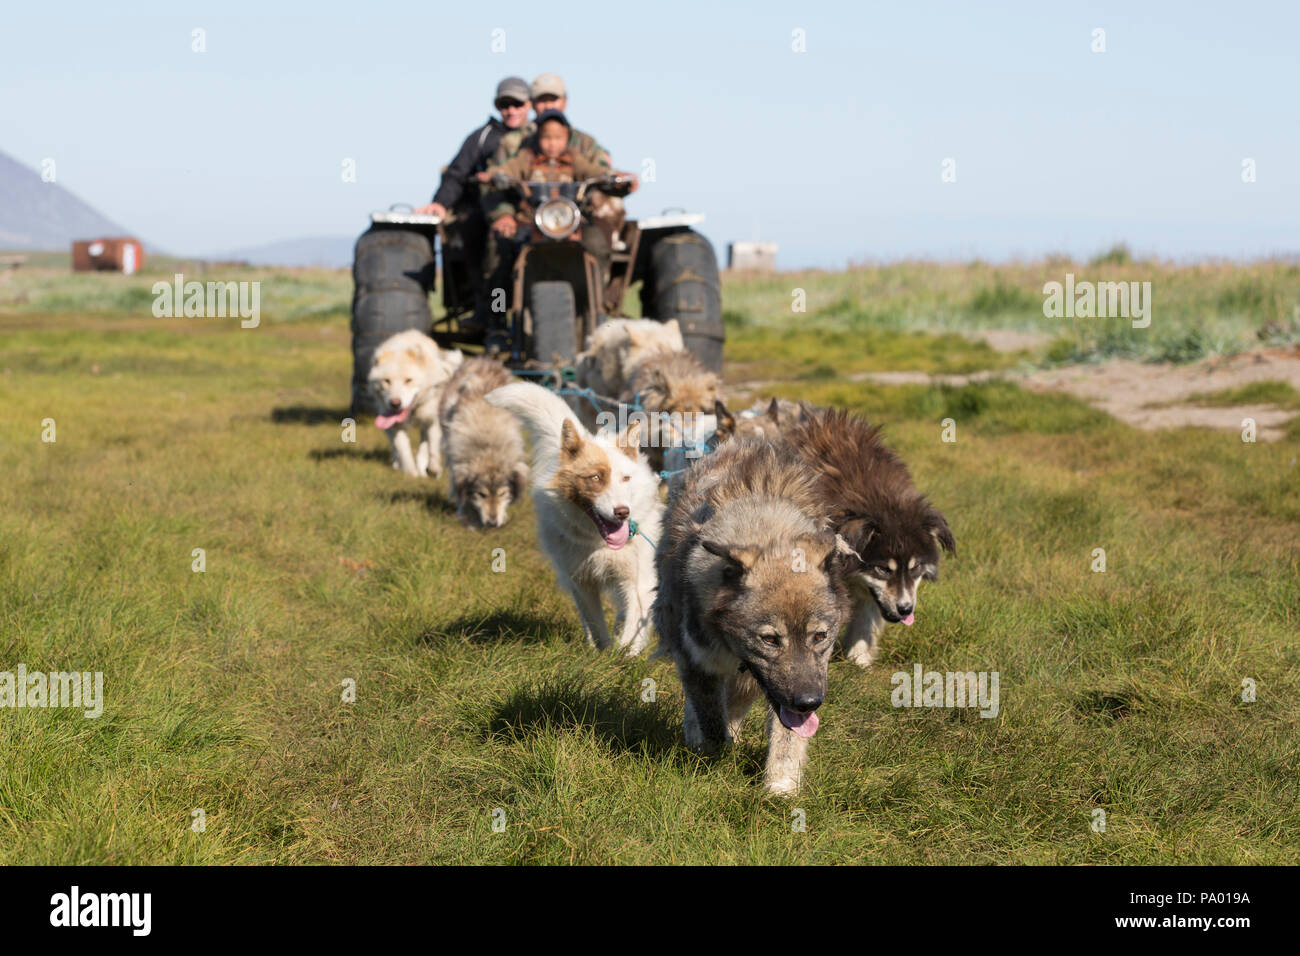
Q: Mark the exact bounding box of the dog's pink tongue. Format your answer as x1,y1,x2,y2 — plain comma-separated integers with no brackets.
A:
901,613,915,626
375,407,410,429
604,520,630,550
779,707,820,739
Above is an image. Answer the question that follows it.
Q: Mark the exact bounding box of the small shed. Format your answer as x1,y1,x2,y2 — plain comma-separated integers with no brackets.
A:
727,240,778,272
72,237,144,275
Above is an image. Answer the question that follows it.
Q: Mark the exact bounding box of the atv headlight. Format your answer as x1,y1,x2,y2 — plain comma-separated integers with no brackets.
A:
535,198,580,239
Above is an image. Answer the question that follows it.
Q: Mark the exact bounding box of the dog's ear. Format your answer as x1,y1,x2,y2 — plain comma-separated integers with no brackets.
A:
619,419,643,459
797,532,860,578
625,325,644,349
510,462,529,499
838,516,876,553
713,400,736,440
925,508,956,560
827,533,864,577
560,418,585,457
766,397,782,425
701,539,758,580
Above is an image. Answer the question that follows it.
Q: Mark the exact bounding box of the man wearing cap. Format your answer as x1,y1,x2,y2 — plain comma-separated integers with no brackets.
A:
415,76,532,325
479,73,626,321
490,73,611,171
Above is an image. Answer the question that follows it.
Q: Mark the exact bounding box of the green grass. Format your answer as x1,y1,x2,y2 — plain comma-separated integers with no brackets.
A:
0,262,1297,864
1179,380,1300,409
717,256,1300,368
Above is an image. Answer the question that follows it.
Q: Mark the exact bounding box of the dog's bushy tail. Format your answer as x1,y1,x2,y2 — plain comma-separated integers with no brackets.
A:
485,382,583,468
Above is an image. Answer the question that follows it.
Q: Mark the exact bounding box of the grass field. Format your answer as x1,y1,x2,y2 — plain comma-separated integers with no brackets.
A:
1,256,1297,864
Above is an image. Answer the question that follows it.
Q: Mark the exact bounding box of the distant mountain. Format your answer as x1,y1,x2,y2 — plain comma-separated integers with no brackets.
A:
205,236,356,269
0,149,138,250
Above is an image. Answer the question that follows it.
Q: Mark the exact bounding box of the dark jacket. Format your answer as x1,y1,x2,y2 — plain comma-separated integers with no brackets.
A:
432,117,508,210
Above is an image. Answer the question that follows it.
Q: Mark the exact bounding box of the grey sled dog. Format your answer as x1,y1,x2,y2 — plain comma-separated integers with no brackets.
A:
654,437,860,794
487,381,663,654
438,357,528,527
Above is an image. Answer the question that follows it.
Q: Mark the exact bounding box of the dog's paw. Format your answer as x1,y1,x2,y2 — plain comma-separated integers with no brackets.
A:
843,643,877,669
765,776,800,797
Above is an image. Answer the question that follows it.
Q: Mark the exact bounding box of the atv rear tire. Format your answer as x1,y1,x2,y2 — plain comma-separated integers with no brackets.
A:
641,230,723,373
529,281,578,367
350,227,436,415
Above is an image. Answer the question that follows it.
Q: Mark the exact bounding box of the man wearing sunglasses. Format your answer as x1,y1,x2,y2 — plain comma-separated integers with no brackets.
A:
491,73,610,171
477,73,629,335
416,76,533,326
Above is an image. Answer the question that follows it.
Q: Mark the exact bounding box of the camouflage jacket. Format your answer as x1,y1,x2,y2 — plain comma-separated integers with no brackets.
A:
482,122,610,217
483,146,610,221
492,121,610,168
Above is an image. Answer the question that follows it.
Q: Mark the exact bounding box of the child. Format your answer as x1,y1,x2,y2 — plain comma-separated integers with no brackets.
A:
483,110,635,286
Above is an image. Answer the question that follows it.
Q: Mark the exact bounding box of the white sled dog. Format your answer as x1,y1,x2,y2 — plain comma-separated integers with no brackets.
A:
366,330,463,477
486,382,663,654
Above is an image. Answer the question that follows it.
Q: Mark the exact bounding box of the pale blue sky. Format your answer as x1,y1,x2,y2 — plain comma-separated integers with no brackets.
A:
2,0,1296,267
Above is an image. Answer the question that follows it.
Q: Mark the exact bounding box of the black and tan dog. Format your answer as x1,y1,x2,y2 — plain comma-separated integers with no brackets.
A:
654,438,860,794
787,408,955,667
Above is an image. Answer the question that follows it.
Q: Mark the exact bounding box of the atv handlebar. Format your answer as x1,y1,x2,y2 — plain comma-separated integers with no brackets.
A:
489,174,635,199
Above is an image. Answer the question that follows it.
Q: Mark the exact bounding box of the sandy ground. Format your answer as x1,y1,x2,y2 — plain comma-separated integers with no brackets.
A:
1022,347,1300,441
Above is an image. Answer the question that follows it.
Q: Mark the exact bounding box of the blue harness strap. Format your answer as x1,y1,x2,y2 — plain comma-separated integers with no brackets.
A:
628,518,657,551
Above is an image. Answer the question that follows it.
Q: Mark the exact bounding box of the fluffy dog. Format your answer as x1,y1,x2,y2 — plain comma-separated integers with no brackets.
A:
572,318,684,429
486,382,663,654
438,357,528,527
575,318,684,399
367,330,463,477
654,438,860,795
714,397,811,444
658,398,805,499
787,408,955,667
621,349,722,471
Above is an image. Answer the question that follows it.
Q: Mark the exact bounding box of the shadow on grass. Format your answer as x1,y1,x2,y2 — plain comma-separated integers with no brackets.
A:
1073,688,1141,723
483,680,681,758
422,609,559,647
387,487,456,514
272,405,353,425
309,446,392,463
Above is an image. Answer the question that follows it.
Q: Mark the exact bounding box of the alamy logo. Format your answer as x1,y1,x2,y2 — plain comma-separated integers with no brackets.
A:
152,273,261,328
50,886,151,936
891,664,1000,718
0,665,103,718
1042,273,1151,328
596,405,707,457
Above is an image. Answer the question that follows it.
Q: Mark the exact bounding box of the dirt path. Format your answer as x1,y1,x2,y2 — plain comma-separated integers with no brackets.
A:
730,346,1300,442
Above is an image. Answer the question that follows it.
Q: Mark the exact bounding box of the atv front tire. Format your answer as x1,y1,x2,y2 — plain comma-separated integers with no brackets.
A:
529,281,578,367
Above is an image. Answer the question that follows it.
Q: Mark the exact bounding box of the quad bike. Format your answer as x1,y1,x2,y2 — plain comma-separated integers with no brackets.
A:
349,180,722,414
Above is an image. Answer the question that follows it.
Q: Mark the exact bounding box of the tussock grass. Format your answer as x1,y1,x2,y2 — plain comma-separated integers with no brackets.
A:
0,263,1297,864
718,256,1300,369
